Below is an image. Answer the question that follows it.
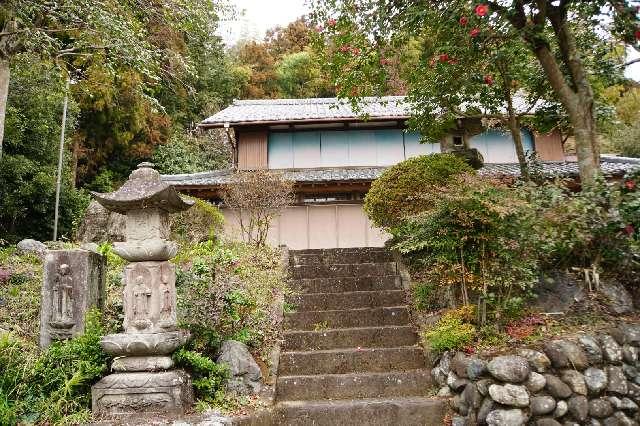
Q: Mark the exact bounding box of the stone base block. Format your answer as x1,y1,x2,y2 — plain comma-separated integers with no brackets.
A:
100,330,189,356
92,370,193,415
111,356,174,372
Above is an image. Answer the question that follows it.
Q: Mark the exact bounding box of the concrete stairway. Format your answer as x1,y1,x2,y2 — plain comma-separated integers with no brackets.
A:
274,248,445,426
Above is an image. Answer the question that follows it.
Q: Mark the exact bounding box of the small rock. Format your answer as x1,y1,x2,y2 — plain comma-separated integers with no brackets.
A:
560,340,589,370
544,340,588,370
589,398,614,418
16,239,46,256
599,280,634,314
623,345,639,364
451,416,466,426
486,409,527,426
622,363,639,380
437,386,452,397
446,371,459,389
526,372,547,393
561,370,587,395
517,348,552,373
613,411,635,426
579,335,604,365
621,324,640,346
601,335,623,364
451,352,472,378
531,395,557,416
554,400,568,418
451,378,470,393
476,378,493,396
628,382,640,400
568,395,589,422
80,242,100,253
432,351,454,386
462,383,482,409
488,383,530,407
606,366,629,395
452,394,469,416
545,374,573,399
466,357,487,380
545,340,570,369
216,340,262,395
477,396,494,424
487,355,530,383
585,367,608,395
536,419,562,426
620,397,638,411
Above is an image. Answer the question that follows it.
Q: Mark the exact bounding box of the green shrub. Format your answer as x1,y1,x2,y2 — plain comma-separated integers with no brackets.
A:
176,241,289,360
171,197,224,245
0,309,110,425
525,177,637,270
423,307,476,353
412,282,440,311
364,154,473,228
173,348,228,403
395,175,540,321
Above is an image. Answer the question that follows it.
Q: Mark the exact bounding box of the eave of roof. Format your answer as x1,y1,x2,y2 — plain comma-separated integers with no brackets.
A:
161,159,640,189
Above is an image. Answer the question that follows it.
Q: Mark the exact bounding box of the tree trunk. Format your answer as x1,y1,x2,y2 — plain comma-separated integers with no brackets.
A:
530,44,599,184
0,59,9,162
503,82,529,181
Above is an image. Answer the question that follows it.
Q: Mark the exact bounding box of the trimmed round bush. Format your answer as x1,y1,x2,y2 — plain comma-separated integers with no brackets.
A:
364,153,473,228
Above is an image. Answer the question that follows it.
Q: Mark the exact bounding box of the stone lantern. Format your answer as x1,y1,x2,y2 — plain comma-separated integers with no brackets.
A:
91,162,195,415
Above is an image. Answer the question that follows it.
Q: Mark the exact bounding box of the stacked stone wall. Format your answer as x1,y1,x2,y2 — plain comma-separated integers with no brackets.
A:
434,324,640,425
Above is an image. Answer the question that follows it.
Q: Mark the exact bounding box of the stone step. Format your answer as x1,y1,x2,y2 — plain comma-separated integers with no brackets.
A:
282,325,418,351
291,249,394,266
276,369,432,401
291,262,398,279
278,346,426,376
293,275,401,294
284,306,409,331
273,397,446,426
291,290,406,312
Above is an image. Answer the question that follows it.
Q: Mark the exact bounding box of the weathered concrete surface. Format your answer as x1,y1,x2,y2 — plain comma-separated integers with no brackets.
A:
39,249,105,348
275,247,445,425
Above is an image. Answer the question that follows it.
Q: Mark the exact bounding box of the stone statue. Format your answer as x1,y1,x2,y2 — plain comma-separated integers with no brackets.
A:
40,251,106,348
91,163,194,416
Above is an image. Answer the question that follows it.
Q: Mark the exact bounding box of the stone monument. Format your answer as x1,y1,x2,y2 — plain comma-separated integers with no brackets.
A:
40,249,106,348
91,162,195,415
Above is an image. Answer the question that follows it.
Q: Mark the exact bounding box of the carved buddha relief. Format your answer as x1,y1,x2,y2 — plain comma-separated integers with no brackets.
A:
49,263,75,336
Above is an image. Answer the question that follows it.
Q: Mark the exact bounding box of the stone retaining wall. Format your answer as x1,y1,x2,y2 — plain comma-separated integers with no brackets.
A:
434,323,640,425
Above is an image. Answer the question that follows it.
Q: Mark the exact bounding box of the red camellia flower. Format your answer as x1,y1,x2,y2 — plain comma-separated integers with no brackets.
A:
636,29,640,40
475,4,489,17
339,45,350,53
625,224,635,235
470,27,481,37
459,16,469,26
625,180,636,190
439,53,449,62
484,74,494,85
351,47,361,55
327,18,337,27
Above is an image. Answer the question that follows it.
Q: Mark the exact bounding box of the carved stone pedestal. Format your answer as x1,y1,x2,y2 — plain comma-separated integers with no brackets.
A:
92,370,193,415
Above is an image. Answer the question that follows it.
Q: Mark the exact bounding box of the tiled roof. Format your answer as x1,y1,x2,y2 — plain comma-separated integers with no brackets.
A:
200,96,409,127
162,159,639,188
200,94,546,128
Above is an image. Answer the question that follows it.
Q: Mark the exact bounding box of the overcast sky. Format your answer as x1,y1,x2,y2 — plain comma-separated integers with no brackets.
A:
219,0,639,81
